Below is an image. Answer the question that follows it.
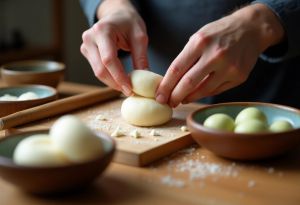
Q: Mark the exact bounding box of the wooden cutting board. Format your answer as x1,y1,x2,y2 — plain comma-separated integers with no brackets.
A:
7,98,200,166
80,99,198,166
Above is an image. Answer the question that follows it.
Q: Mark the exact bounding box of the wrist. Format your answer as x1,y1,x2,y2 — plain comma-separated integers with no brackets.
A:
232,3,285,52
97,0,135,19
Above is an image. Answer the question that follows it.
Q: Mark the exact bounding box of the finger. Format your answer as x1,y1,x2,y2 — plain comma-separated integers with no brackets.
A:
130,29,149,69
93,26,132,96
156,32,209,104
80,43,120,91
167,54,219,107
182,74,231,103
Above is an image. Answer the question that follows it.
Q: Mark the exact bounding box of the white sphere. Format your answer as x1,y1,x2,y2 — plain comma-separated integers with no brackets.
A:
121,96,172,126
203,113,235,132
235,107,267,125
13,134,69,167
18,92,39,101
0,94,18,101
50,115,104,163
234,119,268,134
130,70,163,98
269,120,294,132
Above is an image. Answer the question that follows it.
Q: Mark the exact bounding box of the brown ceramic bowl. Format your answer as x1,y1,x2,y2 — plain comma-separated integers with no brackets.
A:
0,130,115,194
0,85,58,117
1,60,65,88
187,102,300,160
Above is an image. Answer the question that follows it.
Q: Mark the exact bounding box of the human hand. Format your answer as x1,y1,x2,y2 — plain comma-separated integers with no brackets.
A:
80,0,149,96
156,3,284,107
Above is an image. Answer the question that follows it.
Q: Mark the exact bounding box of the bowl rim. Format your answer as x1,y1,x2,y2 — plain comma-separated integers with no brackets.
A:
0,129,116,170
0,84,58,102
1,60,65,74
187,101,300,139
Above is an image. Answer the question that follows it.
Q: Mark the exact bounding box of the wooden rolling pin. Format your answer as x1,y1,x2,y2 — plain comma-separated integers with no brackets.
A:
0,87,120,130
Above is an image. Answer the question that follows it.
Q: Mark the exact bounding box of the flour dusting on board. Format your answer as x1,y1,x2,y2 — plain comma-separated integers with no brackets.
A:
83,100,188,146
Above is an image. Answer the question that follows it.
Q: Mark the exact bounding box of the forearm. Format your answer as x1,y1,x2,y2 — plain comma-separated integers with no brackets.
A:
97,0,136,19
252,0,300,62
231,3,285,53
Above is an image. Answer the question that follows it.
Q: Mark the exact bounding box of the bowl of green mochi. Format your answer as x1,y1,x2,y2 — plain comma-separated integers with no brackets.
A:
187,102,300,160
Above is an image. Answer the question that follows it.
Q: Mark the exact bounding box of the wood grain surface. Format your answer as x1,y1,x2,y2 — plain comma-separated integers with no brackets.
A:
1,82,300,205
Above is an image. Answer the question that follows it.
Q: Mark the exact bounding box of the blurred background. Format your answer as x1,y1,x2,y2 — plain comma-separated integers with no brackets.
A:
0,0,101,85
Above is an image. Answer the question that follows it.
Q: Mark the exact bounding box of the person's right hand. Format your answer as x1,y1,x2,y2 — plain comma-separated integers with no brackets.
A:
80,0,149,96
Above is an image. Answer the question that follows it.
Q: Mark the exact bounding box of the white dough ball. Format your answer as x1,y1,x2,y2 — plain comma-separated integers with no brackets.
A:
121,96,172,126
235,107,267,125
0,94,18,101
130,70,163,98
13,134,69,167
269,120,294,132
18,92,39,101
203,113,235,132
234,119,268,134
50,115,104,163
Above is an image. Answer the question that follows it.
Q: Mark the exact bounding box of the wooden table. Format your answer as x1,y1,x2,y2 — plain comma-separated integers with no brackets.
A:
1,82,300,205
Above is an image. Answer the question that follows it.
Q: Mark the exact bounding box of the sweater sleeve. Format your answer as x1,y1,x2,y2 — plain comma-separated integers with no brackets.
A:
252,0,300,63
79,0,102,26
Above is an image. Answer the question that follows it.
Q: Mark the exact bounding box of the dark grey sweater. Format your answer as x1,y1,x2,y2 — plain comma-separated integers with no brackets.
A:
80,0,300,108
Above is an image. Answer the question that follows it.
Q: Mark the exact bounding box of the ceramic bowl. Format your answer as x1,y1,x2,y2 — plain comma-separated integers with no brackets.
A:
1,60,65,88
187,102,300,160
0,130,115,194
0,85,58,117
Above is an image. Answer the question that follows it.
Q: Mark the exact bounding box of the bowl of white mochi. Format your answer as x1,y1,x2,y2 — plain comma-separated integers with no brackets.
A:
0,85,57,117
0,115,115,194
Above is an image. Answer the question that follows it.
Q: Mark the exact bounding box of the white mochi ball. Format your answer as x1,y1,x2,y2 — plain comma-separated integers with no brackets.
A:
131,70,163,98
0,94,18,101
121,96,172,126
13,134,69,167
18,92,39,101
50,115,104,163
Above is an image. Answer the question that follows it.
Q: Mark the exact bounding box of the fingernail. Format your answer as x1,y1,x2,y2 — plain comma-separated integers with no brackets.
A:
122,85,132,96
156,94,167,104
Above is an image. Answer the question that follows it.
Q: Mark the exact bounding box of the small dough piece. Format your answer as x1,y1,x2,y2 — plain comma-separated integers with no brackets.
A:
0,94,18,101
130,129,141,138
111,126,123,137
13,134,69,167
50,115,104,163
131,70,163,98
121,96,172,126
18,92,39,101
180,126,189,132
203,113,235,132
150,129,160,136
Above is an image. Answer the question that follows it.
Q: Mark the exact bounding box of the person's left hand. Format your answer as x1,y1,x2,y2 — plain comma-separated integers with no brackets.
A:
156,4,284,107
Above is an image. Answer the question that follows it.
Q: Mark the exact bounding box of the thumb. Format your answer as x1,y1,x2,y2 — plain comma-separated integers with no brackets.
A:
130,31,149,69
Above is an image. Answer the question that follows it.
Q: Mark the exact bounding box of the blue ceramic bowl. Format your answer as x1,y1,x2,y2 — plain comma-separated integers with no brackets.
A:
0,130,115,194
187,102,300,160
1,60,65,88
0,85,57,117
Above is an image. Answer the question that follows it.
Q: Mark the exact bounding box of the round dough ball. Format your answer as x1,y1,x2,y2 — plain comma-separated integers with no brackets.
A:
130,70,163,98
0,94,18,101
50,115,104,163
13,134,69,167
203,113,235,132
269,120,293,132
235,107,267,125
121,96,172,126
18,92,39,101
234,119,268,134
